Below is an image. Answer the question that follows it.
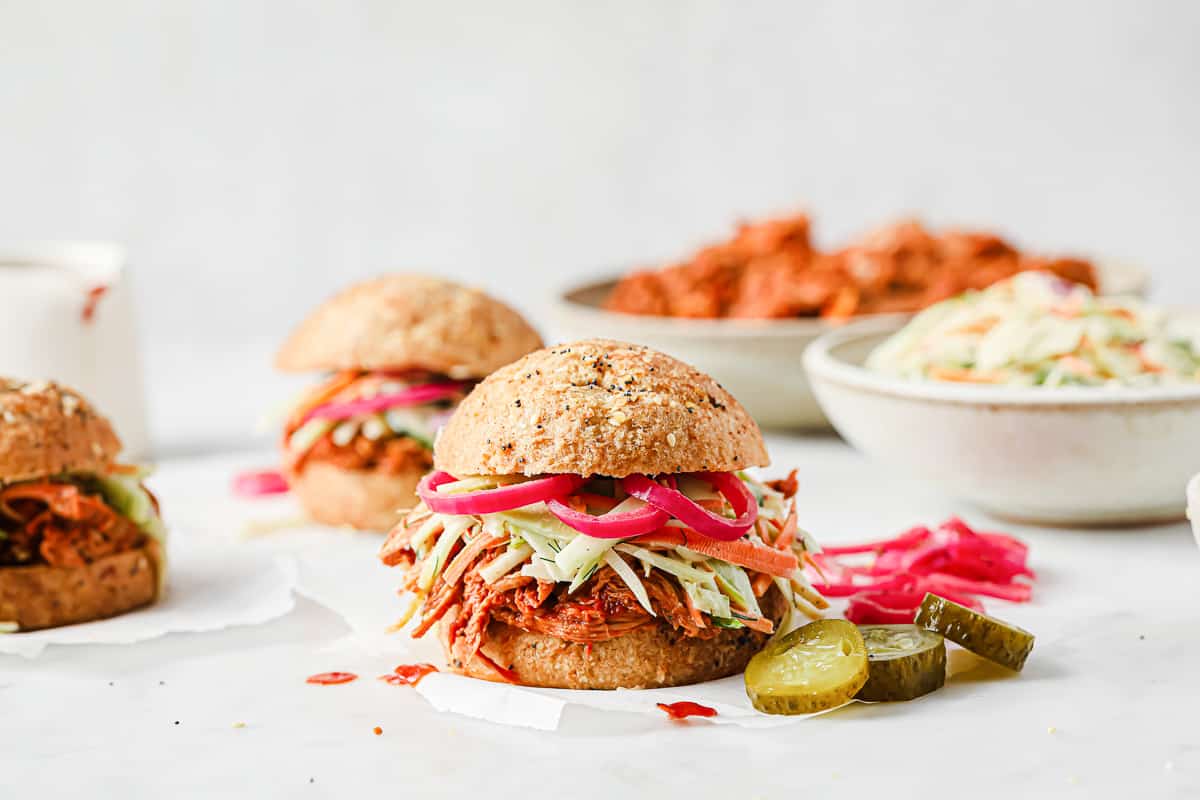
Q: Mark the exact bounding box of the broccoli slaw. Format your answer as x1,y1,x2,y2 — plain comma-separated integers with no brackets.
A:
867,271,1200,387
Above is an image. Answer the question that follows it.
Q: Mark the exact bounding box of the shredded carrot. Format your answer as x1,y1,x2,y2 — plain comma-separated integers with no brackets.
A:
928,366,1006,383
575,493,620,513
632,529,798,577
751,572,774,597
738,614,775,634
285,370,360,428
680,586,707,629
775,505,798,550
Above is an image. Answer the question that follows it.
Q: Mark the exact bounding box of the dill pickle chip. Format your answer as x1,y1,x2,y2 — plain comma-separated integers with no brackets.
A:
856,624,947,702
744,619,868,715
915,593,1035,672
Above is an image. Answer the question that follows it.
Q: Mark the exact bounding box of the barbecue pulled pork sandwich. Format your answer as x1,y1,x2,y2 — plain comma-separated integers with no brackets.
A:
0,379,166,631
276,275,543,531
379,340,825,689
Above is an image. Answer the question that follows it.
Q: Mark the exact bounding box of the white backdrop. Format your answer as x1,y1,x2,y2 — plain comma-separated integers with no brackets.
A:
1,0,1197,454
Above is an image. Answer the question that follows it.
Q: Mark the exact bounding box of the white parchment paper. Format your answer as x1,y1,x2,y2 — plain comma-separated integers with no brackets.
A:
293,543,830,730
0,529,298,658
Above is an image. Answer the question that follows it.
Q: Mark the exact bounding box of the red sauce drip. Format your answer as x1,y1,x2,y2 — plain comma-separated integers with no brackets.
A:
306,671,358,685
656,701,718,721
379,663,438,687
81,285,109,324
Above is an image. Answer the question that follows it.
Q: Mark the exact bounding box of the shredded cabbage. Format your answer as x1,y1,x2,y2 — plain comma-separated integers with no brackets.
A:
96,472,167,544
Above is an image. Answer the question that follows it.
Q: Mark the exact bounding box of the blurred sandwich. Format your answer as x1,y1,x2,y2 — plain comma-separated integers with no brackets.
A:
276,275,542,531
0,379,166,631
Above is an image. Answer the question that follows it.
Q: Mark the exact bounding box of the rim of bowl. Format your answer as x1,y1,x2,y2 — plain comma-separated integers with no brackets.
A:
556,262,1149,339
803,314,1200,407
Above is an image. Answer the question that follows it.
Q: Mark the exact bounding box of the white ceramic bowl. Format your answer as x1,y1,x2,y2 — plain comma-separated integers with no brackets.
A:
804,315,1200,526
554,263,1148,430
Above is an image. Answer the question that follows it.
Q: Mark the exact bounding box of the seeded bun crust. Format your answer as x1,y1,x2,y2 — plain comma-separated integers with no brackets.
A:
0,379,122,483
0,540,162,631
275,275,543,378
440,585,787,689
434,339,769,478
288,461,423,531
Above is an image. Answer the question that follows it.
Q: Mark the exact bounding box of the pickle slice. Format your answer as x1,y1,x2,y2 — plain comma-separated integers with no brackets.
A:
745,619,868,715
856,624,946,702
915,593,1035,672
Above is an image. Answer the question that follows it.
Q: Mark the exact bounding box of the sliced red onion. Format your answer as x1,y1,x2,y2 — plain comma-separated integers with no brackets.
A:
301,382,467,424
546,498,669,539
417,471,584,516
621,472,757,542
232,469,289,497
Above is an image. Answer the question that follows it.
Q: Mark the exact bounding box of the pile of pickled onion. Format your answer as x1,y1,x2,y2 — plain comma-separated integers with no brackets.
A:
808,517,1034,624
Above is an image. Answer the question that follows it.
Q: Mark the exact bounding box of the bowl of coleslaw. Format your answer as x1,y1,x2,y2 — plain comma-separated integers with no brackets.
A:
804,273,1200,524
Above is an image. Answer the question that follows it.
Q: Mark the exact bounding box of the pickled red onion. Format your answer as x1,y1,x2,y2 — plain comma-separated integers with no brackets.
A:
301,382,467,424
546,498,668,539
232,469,289,497
812,517,1034,625
622,472,757,542
417,471,585,515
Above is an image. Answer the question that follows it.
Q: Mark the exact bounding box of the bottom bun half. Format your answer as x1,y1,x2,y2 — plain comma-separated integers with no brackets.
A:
440,585,787,689
289,461,422,532
0,540,163,631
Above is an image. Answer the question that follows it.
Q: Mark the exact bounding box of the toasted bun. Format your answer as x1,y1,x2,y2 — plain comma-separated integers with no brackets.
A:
0,540,162,631
441,585,787,689
0,379,122,483
435,339,768,478
288,461,423,531
275,275,543,378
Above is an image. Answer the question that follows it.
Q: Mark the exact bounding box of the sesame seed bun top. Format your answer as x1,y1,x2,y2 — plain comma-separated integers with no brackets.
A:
434,339,769,478
275,274,543,378
0,379,122,483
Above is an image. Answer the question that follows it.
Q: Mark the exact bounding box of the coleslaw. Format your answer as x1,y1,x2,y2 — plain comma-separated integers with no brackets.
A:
866,271,1200,386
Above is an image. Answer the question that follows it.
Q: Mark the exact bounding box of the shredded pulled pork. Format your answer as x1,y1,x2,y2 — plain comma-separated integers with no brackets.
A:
304,435,433,475
606,215,1097,320
0,481,144,568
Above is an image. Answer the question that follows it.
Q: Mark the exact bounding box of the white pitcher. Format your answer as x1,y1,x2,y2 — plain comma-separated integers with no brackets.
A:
0,242,150,459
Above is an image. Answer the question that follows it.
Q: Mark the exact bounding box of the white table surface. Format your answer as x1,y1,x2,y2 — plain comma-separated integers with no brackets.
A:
3,436,1198,798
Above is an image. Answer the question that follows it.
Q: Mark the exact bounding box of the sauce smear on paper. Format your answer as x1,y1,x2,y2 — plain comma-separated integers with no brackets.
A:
379,663,438,687
306,672,358,685
657,701,718,721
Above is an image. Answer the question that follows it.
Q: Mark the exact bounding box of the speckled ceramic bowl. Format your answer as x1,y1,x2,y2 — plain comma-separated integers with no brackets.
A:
804,314,1200,525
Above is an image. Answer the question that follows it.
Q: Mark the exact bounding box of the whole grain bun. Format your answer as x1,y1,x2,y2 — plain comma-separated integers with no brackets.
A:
288,461,423,531
275,275,543,378
441,585,787,689
0,379,122,483
0,540,162,631
435,339,768,478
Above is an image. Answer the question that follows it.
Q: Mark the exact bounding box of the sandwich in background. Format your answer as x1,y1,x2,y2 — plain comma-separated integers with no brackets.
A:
0,379,166,631
276,275,542,531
